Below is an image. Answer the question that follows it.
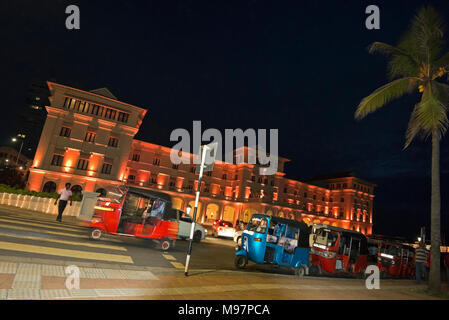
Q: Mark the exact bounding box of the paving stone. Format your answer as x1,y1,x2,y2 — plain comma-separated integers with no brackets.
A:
0,262,17,274
158,287,181,295
40,289,71,299
7,289,40,300
120,270,159,280
0,289,7,299
94,288,123,297
68,289,98,298
11,281,41,289
41,265,66,277
103,269,127,279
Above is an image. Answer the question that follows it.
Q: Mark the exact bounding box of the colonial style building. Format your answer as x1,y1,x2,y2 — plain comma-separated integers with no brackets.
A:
27,81,375,235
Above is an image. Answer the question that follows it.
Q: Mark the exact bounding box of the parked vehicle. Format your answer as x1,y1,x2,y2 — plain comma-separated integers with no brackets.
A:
377,241,415,279
233,221,248,245
173,209,206,242
309,225,368,278
212,220,235,238
86,186,178,251
234,214,311,277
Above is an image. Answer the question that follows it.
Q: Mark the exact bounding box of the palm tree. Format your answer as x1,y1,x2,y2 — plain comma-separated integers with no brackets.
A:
355,6,449,292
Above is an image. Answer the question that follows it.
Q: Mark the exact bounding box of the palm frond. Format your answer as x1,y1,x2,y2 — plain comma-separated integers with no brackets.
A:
405,85,448,148
355,77,418,120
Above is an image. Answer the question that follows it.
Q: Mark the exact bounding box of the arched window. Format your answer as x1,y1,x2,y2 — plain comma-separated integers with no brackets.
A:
42,181,56,193
95,188,107,197
71,185,83,195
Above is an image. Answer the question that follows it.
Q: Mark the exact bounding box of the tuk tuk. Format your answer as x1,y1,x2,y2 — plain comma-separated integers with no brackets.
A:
234,214,311,277
87,186,178,251
309,225,368,278
377,241,415,278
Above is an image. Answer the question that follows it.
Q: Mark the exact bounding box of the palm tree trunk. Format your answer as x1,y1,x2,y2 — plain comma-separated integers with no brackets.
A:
429,132,441,292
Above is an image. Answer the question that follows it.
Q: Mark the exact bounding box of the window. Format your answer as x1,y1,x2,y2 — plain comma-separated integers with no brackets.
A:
108,137,119,147
258,177,262,183
59,127,71,137
270,180,274,186
190,166,195,173
304,192,307,198
341,197,345,202
206,171,212,176
235,174,239,180
172,164,179,169
128,175,135,181
222,174,227,180
63,97,76,110
104,108,117,120
85,132,96,143
101,163,112,174
132,154,140,162
264,178,268,184
153,158,160,166
117,112,129,123
284,188,287,193
51,154,64,166
251,175,255,182
78,101,89,113
90,104,103,116
77,159,89,170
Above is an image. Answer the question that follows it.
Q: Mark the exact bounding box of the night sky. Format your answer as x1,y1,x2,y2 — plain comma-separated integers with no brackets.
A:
1,0,449,241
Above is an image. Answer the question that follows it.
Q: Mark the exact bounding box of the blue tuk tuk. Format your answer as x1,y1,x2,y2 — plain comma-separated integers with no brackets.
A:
234,214,311,277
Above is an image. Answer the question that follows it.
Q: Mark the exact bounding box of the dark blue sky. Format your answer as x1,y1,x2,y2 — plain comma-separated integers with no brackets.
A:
1,0,449,240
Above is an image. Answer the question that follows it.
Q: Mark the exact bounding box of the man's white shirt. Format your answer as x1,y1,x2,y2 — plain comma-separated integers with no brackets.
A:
59,188,72,201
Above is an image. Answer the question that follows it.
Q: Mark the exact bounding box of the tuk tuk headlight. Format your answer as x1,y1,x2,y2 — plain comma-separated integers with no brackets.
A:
235,245,240,251
92,217,102,224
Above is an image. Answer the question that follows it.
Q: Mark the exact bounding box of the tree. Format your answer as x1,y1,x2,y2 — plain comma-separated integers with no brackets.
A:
355,6,449,292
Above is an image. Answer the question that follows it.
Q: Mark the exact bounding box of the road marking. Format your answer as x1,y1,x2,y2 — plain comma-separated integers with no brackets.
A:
162,254,176,261
0,230,127,251
0,222,123,243
170,262,184,269
0,240,134,263
0,217,85,233
0,215,86,231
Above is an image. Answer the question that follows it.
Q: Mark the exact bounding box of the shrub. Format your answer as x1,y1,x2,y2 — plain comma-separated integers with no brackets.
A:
0,184,82,201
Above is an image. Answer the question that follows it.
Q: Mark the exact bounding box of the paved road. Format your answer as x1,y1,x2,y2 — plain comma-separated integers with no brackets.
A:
0,206,243,272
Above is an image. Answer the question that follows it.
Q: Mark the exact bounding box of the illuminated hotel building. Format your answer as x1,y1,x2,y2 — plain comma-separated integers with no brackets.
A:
27,81,375,235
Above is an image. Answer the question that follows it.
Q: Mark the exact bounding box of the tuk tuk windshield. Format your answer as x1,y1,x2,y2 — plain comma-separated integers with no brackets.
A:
101,186,126,203
248,217,268,234
380,244,401,256
315,229,338,247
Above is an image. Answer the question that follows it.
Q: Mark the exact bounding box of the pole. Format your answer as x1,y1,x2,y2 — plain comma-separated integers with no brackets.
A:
184,146,208,276
16,140,23,165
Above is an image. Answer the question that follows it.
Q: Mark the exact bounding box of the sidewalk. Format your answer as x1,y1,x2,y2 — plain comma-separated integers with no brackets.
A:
0,254,446,300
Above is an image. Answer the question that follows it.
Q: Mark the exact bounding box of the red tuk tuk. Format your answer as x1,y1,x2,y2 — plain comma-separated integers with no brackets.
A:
377,241,415,278
86,186,178,251
309,225,368,278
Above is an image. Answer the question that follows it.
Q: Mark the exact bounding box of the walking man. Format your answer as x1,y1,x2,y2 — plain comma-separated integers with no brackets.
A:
54,183,73,222
415,242,428,284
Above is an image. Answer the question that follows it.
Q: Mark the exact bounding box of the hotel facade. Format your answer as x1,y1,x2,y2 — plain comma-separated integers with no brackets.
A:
27,82,375,235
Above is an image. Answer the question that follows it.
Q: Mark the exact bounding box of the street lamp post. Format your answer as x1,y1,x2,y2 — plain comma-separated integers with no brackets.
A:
12,134,26,166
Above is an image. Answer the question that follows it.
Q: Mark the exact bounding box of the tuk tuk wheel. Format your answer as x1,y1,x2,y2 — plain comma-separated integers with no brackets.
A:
309,264,321,276
234,255,247,269
295,266,307,278
161,238,172,251
89,228,102,240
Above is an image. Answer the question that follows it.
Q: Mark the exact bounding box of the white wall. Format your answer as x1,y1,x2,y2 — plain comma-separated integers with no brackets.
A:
0,192,81,216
